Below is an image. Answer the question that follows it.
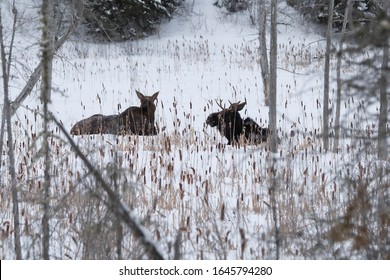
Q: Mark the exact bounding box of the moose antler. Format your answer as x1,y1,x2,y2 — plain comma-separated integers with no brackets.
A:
215,99,226,110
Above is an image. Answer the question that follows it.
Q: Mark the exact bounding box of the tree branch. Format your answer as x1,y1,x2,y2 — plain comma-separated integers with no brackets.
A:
10,10,81,117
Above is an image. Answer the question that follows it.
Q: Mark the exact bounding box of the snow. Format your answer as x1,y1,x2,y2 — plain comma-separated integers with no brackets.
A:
0,0,389,260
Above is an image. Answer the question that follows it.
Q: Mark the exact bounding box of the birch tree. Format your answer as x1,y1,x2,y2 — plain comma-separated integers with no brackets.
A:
40,0,55,260
258,0,270,105
269,0,280,260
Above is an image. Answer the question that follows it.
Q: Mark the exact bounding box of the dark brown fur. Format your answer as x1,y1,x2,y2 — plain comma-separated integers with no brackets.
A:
206,101,245,145
70,91,159,135
206,101,269,145
243,117,269,144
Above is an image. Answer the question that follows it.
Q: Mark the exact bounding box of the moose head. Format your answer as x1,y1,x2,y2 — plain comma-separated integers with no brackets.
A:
70,90,159,136
120,90,159,135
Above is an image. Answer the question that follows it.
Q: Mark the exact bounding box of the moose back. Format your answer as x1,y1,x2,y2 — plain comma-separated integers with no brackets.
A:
70,90,159,136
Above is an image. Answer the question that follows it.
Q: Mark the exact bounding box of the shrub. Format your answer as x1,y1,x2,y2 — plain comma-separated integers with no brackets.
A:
81,0,183,41
286,0,385,33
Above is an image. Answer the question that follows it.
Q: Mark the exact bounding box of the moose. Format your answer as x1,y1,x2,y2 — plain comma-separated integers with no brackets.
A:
205,100,269,145
70,90,159,136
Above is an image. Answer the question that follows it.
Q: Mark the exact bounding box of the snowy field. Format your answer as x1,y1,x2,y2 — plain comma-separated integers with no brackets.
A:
1,0,389,259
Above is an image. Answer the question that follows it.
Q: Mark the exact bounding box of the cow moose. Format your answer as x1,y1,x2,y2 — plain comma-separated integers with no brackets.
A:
205,100,269,145
70,90,159,136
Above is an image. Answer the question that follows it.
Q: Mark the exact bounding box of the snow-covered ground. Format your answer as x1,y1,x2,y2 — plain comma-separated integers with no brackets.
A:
1,0,389,259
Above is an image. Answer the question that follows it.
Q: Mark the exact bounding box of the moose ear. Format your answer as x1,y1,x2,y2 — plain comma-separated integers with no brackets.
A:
151,91,159,100
237,102,246,111
136,90,145,99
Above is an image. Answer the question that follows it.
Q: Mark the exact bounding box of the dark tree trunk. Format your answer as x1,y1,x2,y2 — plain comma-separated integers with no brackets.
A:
323,0,334,151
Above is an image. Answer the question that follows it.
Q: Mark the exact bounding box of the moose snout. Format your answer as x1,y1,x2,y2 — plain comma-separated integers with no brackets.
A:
206,113,218,127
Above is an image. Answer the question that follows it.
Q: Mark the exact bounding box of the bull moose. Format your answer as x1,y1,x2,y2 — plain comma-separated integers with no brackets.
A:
70,90,159,136
205,100,269,145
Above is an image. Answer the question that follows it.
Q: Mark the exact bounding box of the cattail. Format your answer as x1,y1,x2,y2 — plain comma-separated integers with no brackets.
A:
239,228,246,257
220,203,225,221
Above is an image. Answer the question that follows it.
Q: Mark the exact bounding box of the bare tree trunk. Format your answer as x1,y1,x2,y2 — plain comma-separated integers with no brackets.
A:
0,111,5,176
0,2,22,260
323,0,334,151
269,0,278,154
334,0,352,152
269,0,280,260
258,3,276,235
0,1,17,187
258,0,270,106
40,0,55,260
378,1,389,160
